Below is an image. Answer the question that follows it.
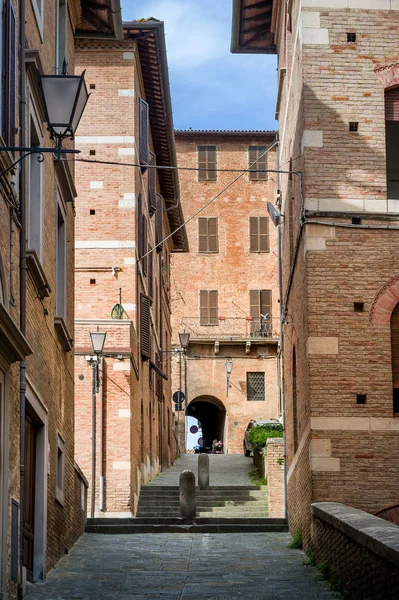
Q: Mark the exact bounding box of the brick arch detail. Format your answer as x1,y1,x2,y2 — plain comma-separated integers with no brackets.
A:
375,63,399,89
370,276,399,326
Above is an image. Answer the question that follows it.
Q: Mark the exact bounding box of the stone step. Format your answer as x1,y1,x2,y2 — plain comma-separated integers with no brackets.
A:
138,498,267,505
86,517,287,534
88,517,286,526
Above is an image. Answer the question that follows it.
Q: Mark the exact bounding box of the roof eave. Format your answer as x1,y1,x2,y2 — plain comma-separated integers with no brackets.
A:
123,20,189,253
230,0,277,55
76,0,123,40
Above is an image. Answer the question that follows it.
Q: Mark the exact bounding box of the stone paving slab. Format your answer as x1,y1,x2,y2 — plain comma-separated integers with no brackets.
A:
27,532,337,600
148,455,255,486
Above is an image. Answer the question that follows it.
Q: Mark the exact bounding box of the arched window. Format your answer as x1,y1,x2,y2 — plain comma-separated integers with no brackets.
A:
292,346,298,452
385,88,399,199
391,303,399,413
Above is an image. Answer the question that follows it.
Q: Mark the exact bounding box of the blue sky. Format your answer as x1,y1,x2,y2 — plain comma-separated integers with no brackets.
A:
121,0,278,131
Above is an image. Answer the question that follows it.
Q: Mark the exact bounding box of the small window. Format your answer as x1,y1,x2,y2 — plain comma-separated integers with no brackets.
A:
247,372,265,401
352,217,361,225
349,122,359,132
89,149,96,156
250,217,270,252
56,0,67,73
90,279,96,285
347,32,356,43
89,209,95,215
200,290,218,326
198,217,218,252
249,146,267,181
89,83,96,90
354,302,364,313
55,434,65,505
198,146,217,182
356,394,367,404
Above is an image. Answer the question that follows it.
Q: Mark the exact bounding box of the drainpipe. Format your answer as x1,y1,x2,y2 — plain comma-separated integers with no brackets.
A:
276,137,288,521
99,357,104,512
19,0,27,595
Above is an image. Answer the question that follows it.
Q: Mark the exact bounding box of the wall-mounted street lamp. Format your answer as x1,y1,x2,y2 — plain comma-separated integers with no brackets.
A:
86,331,107,518
1,69,89,177
179,331,190,349
226,360,233,396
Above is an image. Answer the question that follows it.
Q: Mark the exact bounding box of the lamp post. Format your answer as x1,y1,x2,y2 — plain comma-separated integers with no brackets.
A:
1,69,89,179
88,331,106,519
226,360,233,396
178,332,190,455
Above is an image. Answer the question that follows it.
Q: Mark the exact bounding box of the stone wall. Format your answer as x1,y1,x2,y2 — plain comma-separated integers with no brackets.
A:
311,502,399,600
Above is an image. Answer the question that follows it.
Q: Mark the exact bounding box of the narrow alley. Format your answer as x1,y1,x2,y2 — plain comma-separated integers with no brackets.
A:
27,532,336,600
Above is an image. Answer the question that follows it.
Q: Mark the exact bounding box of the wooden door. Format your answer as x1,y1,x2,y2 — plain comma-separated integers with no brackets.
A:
23,415,36,580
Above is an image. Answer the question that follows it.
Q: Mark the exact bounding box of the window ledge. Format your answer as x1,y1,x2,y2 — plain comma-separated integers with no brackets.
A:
54,317,73,352
0,303,33,364
55,487,65,507
26,249,51,299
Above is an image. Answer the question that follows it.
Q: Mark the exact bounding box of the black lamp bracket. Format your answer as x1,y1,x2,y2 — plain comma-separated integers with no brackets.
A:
0,140,80,180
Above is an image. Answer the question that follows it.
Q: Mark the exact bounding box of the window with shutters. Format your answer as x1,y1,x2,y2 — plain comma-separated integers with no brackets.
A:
385,89,399,200
249,146,267,181
140,293,151,360
55,0,67,74
247,372,265,401
156,194,163,252
391,303,399,413
55,189,67,320
1,0,16,148
139,98,149,171
142,217,148,275
199,290,218,326
249,217,270,252
250,290,272,336
148,151,157,215
198,217,218,253
28,104,44,261
198,146,217,181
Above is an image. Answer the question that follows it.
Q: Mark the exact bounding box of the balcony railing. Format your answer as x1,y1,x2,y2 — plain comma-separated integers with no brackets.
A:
180,317,279,341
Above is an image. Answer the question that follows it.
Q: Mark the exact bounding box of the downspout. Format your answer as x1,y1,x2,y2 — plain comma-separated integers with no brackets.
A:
276,137,288,521
159,253,163,470
19,0,27,594
98,357,104,512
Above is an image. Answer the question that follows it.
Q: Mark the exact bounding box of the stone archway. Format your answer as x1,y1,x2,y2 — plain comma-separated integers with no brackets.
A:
186,395,226,452
370,275,399,325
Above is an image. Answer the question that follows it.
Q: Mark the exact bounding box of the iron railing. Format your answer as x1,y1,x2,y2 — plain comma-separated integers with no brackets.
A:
180,317,279,340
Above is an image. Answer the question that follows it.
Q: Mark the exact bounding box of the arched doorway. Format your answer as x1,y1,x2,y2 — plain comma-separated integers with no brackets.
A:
186,395,226,452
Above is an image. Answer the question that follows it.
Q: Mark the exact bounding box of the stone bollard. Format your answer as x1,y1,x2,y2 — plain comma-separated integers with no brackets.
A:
179,470,196,522
198,453,209,488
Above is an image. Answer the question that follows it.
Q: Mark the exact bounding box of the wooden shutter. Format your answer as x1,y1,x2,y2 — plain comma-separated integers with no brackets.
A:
140,293,151,360
250,217,259,251
250,290,260,319
385,89,399,121
391,303,399,388
260,290,272,321
148,245,153,301
198,146,217,181
2,0,16,148
198,218,208,251
137,193,143,257
148,151,157,215
249,146,267,181
259,217,270,252
142,217,147,275
139,98,149,171
156,193,163,252
200,290,218,325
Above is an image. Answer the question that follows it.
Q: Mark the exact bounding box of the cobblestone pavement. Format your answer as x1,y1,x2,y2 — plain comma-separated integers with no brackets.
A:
28,533,337,600
149,454,255,486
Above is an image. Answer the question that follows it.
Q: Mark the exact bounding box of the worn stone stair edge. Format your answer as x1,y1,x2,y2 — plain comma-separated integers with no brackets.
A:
88,517,285,525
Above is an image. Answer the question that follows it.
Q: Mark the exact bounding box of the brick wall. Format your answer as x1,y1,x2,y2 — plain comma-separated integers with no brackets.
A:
311,502,399,600
171,133,281,453
266,438,285,518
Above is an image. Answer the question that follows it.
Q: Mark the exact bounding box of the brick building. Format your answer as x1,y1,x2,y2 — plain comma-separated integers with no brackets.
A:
232,0,399,543
74,19,188,517
0,1,122,597
171,131,280,454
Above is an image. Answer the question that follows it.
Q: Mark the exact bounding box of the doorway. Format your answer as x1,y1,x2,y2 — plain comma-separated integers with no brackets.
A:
23,415,37,581
186,395,226,452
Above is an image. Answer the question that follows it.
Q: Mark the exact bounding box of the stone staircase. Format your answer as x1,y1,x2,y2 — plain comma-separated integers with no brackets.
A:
136,485,269,518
